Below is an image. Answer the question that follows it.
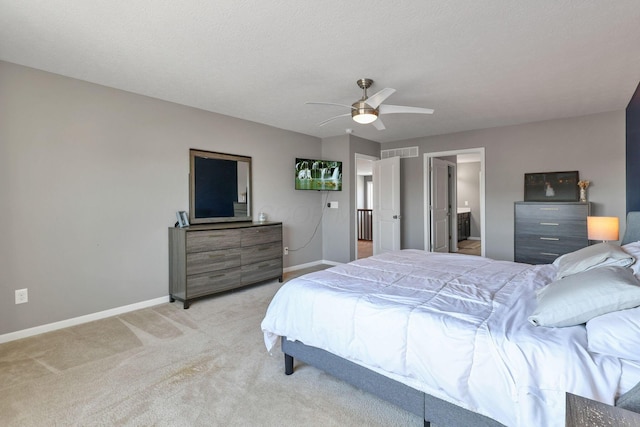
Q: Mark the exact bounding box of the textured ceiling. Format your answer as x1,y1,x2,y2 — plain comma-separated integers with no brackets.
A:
1,1,640,143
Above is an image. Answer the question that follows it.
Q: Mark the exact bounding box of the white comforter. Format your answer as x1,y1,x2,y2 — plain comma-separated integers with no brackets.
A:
261,250,623,427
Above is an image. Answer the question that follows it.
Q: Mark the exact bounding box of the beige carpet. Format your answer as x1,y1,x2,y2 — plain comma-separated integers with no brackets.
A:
0,268,420,426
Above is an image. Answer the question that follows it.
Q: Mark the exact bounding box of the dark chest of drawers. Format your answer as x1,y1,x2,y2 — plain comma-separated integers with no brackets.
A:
457,212,470,241
169,221,283,308
514,202,590,264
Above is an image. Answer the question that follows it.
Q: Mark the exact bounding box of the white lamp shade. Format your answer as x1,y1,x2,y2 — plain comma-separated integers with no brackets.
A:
587,216,619,241
353,112,378,124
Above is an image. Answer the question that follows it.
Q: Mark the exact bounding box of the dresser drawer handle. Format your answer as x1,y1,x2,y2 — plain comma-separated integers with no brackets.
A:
539,208,559,211
539,237,560,241
540,222,559,226
540,252,560,256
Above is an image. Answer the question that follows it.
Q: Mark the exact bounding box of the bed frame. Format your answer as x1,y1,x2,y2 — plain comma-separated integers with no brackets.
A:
282,338,503,427
281,212,640,427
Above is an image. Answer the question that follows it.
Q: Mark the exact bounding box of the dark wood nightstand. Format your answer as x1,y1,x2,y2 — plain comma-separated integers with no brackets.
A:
566,392,640,426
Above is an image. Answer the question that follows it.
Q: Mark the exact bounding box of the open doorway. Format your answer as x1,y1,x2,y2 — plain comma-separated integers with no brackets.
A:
424,148,485,257
355,153,378,259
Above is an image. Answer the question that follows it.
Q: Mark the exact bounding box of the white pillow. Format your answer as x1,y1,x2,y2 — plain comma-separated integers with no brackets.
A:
528,266,640,327
586,306,640,361
622,241,640,276
553,242,635,279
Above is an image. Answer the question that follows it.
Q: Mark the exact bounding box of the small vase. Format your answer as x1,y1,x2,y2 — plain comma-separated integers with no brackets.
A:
579,188,587,202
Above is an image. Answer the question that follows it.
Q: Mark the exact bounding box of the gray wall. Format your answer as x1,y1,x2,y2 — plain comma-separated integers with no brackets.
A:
320,135,351,263
0,61,325,335
319,134,380,263
457,162,481,238
383,111,626,260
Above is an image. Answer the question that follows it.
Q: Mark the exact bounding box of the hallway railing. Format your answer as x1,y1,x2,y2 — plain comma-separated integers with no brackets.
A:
357,209,373,241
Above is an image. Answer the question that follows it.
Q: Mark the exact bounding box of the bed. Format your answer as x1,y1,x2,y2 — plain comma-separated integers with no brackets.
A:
261,212,640,426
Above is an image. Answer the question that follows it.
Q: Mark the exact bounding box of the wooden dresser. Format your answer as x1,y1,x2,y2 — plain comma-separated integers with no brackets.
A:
169,221,283,308
514,202,590,264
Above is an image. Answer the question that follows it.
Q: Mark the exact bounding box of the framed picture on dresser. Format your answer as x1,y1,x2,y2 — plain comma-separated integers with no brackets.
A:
524,171,580,202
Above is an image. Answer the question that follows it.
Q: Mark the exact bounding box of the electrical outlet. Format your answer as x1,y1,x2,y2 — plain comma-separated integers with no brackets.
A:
15,288,28,304
284,247,289,255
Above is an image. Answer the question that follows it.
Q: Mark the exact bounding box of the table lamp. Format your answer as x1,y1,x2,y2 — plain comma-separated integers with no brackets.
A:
587,216,619,243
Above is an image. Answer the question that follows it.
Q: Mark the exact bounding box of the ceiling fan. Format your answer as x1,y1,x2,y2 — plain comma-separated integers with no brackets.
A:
306,78,434,130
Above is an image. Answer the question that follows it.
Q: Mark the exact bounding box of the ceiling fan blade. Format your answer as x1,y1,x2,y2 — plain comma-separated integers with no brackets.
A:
379,104,434,115
306,101,356,110
365,88,396,109
318,113,351,126
372,117,386,130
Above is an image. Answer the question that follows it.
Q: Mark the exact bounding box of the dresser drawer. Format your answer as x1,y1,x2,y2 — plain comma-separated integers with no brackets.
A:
186,248,242,275
186,229,242,253
241,258,283,285
514,250,559,265
515,236,587,264
186,268,242,297
514,219,586,239
241,224,282,246
515,203,589,221
242,242,282,264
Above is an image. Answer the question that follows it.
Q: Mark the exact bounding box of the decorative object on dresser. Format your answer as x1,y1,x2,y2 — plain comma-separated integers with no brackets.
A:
578,179,590,202
514,201,590,264
169,222,283,308
524,171,580,202
587,216,619,243
176,211,189,228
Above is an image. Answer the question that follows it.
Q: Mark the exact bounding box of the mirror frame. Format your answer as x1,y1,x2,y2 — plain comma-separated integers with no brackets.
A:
189,149,252,224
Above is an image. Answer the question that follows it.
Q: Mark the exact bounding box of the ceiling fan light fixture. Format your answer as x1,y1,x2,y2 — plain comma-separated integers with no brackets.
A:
351,101,378,124
352,112,378,124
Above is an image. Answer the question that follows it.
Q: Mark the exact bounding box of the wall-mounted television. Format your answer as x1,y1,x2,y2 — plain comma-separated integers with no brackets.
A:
295,158,342,191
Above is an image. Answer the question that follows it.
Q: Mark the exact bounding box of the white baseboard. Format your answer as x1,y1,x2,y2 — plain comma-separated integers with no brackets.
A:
3,261,342,344
0,296,170,344
283,259,341,273
468,237,481,241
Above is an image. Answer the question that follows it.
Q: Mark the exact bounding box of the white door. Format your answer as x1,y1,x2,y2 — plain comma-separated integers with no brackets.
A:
430,158,449,253
373,156,401,255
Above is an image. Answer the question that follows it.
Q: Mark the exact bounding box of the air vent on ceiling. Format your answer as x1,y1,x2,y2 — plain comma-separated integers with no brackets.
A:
380,146,419,159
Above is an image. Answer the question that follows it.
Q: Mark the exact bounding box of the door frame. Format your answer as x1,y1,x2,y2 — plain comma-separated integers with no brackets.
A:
354,153,378,260
423,148,485,256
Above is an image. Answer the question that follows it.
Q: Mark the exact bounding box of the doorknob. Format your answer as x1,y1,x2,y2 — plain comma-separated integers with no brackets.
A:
393,215,401,219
